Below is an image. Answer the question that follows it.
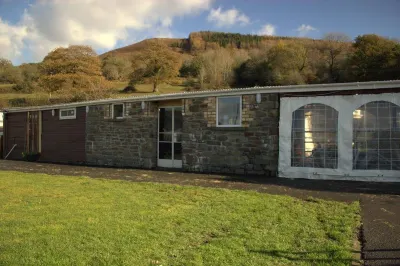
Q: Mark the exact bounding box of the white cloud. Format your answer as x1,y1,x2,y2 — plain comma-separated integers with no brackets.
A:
296,24,317,37
0,18,28,60
207,7,250,27
0,0,212,63
257,24,276,36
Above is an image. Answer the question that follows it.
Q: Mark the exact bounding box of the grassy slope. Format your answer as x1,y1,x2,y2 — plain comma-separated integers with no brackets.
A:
110,82,186,96
0,171,360,265
0,82,185,108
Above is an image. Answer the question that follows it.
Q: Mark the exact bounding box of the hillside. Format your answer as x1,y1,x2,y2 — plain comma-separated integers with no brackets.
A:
2,32,398,108
101,38,189,57
101,31,339,58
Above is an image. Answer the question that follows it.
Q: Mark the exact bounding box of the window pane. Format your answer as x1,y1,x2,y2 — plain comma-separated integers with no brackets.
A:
173,133,182,143
218,97,241,126
113,104,123,118
174,107,183,132
159,108,172,132
291,104,338,169
159,143,172,159
353,101,400,170
159,133,172,142
174,143,182,160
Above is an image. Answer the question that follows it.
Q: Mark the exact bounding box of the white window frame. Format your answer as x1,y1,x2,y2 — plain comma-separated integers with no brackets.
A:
59,108,76,120
216,96,242,127
112,103,124,119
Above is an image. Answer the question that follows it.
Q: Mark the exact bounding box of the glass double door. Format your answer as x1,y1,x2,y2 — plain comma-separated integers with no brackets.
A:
158,107,182,168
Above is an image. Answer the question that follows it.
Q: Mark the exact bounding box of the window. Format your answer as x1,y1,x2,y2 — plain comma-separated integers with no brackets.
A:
59,108,76,120
113,104,124,119
217,96,242,127
291,104,338,169
105,104,124,119
353,101,400,170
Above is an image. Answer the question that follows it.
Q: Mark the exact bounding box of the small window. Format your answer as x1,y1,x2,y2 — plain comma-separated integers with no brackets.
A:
217,96,242,127
59,108,76,120
113,104,124,119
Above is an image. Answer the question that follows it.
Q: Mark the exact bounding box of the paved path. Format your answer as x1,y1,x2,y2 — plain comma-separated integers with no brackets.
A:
1,160,399,265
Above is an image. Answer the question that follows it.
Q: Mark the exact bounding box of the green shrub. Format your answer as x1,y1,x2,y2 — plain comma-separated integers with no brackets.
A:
120,85,137,93
22,152,41,162
8,98,27,107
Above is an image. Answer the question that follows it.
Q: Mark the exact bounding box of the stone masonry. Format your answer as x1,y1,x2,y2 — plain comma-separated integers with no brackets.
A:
182,94,279,176
86,102,158,168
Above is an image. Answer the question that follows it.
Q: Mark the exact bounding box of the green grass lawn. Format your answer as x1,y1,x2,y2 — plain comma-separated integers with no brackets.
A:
0,171,360,266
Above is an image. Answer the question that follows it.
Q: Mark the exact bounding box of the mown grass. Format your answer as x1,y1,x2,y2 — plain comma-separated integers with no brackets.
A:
112,83,185,96
0,83,15,93
0,171,360,266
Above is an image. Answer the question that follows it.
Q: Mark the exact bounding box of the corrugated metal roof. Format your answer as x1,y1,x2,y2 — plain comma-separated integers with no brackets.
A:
3,80,400,113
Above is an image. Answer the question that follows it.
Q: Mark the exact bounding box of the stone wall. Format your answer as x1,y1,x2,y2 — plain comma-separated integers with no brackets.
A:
86,102,158,168
85,94,279,176
182,94,279,176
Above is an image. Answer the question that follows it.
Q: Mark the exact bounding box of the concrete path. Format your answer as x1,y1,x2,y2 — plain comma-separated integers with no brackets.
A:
1,160,399,265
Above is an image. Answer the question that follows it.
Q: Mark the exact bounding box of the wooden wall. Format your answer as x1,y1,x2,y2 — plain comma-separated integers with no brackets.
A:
40,107,86,164
3,112,27,160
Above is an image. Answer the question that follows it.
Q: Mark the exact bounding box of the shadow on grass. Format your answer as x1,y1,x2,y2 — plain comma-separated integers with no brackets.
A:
250,249,362,263
213,174,400,196
250,248,400,263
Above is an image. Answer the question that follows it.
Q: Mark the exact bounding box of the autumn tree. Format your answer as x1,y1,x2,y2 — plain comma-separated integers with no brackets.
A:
235,42,321,86
130,41,180,92
13,63,41,92
0,58,22,84
350,34,400,81
265,42,311,85
179,59,201,78
39,45,107,96
101,54,132,81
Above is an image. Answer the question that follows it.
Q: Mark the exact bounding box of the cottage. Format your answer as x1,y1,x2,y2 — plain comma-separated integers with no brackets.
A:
2,80,400,182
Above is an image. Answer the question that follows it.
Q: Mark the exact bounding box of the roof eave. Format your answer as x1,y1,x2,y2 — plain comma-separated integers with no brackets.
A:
3,80,400,113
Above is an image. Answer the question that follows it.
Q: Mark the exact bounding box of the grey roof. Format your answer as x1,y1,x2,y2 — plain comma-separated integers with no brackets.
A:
3,80,400,113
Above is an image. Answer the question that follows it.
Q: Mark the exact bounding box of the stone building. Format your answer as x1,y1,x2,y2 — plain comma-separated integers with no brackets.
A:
2,80,400,182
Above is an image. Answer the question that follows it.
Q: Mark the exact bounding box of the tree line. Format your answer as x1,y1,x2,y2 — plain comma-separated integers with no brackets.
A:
183,33,400,89
0,33,399,104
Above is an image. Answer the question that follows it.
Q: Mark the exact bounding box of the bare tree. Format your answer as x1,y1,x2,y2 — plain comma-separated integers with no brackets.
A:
199,48,235,89
322,33,351,82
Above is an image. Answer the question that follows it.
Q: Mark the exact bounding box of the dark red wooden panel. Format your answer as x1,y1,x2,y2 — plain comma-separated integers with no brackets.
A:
40,107,86,164
3,112,27,160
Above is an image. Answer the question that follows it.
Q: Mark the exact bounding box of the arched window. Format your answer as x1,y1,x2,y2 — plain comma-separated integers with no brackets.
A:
291,104,338,168
353,101,400,170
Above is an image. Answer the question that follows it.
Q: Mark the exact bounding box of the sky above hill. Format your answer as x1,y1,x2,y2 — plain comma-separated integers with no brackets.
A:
1,0,399,65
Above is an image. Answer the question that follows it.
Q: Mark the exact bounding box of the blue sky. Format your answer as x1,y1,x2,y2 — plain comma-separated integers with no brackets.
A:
0,0,399,65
